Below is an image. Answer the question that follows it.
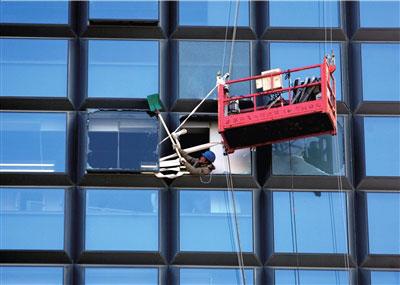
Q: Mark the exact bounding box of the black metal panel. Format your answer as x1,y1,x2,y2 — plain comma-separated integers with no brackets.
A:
172,252,261,266
262,28,347,41
78,252,167,265
0,24,76,38
0,250,71,264
266,253,357,268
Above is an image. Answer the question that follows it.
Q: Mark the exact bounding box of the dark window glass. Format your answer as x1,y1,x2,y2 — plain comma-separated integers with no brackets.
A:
371,271,400,285
85,189,159,251
0,112,67,173
0,39,68,97
180,268,254,285
179,190,253,252
360,1,400,28
273,191,348,254
275,269,349,284
367,193,400,254
0,188,64,250
0,266,63,284
88,40,159,98
364,117,400,176
269,42,342,101
89,0,158,20
178,41,251,99
86,111,159,172
272,117,345,176
179,1,249,26
85,268,158,284
0,1,68,24
361,44,400,101
269,1,339,27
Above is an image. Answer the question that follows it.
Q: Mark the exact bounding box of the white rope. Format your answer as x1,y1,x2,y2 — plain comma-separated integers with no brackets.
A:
228,0,241,77
221,0,233,74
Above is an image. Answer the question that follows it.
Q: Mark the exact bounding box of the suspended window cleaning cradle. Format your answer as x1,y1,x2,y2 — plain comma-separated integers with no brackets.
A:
218,55,337,153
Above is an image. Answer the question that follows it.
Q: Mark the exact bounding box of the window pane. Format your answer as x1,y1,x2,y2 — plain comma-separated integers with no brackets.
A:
179,1,249,26
180,268,254,285
269,1,339,27
0,112,67,173
367,193,400,254
0,1,68,24
88,40,159,98
179,41,250,99
360,1,400,28
85,189,159,251
0,188,64,250
89,0,158,20
85,268,158,285
272,117,345,176
275,269,349,284
269,42,342,101
179,190,253,252
361,44,400,101
273,191,348,253
86,111,159,172
0,39,68,97
371,271,400,285
0,267,63,285
364,117,400,176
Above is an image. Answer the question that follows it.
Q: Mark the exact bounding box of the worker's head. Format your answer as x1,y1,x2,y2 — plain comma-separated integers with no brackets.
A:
201,150,216,164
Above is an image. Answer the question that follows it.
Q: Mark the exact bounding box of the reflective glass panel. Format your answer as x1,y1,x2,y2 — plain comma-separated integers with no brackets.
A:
179,41,250,99
85,268,158,285
269,1,339,27
367,192,400,254
0,112,67,173
179,1,249,26
273,191,348,253
85,189,159,251
179,190,253,252
361,44,400,101
0,1,68,24
275,269,349,284
371,271,400,285
86,111,159,172
364,117,400,176
180,268,254,285
360,1,400,28
0,188,64,250
272,117,345,176
0,39,68,97
89,0,158,20
0,267,63,285
269,42,342,100
88,40,159,98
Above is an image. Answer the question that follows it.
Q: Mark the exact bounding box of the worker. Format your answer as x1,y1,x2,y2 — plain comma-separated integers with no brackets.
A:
176,147,216,175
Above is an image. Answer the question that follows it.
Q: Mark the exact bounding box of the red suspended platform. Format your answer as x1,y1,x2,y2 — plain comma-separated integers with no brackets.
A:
218,57,337,153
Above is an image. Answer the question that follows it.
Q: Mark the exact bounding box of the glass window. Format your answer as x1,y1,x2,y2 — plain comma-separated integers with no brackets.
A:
269,42,342,101
88,40,159,98
0,39,68,97
179,190,253,252
371,271,400,285
275,269,349,284
85,268,158,285
269,1,339,27
272,117,345,176
367,192,400,254
180,268,254,285
360,1,400,28
89,0,158,20
0,1,68,24
86,111,159,172
0,112,67,173
179,41,251,99
364,117,400,176
361,44,400,101
0,266,63,284
85,189,159,251
0,188,64,250
179,1,249,26
273,191,348,254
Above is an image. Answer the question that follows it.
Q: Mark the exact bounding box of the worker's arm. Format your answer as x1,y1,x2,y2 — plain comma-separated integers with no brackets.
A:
177,148,198,165
182,160,212,175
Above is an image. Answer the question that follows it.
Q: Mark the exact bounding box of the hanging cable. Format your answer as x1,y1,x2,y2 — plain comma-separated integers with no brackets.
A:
228,0,241,77
221,0,233,74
